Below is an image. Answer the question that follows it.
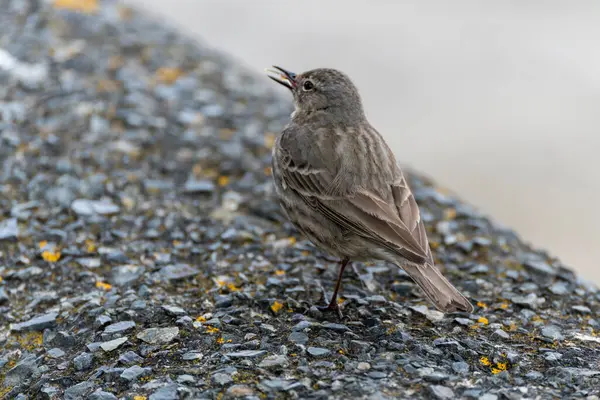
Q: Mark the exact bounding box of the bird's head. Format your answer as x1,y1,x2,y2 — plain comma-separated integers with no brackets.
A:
266,66,364,121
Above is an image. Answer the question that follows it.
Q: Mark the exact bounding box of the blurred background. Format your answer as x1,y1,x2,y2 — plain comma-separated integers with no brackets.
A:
124,0,600,284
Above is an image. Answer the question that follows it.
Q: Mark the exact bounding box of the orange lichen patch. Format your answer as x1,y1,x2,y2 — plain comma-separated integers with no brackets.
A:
53,0,98,13
477,317,489,325
477,301,488,309
216,337,225,344
12,331,43,351
264,132,276,148
155,67,184,84
264,167,272,176
226,283,240,292
217,176,230,187
196,316,207,323
38,240,48,249
96,281,112,291
0,276,3,283
337,297,345,305
270,301,284,313
42,250,61,263
429,241,440,249
288,237,297,246
205,326,219,334
85,239,97,253
133,396,147,400
443,208,457,220
480,356,491,366
508,322,518,332
499,302,509,310
275,270,286,276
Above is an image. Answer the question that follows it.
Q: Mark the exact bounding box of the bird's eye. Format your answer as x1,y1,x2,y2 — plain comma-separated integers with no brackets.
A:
302,80,314,91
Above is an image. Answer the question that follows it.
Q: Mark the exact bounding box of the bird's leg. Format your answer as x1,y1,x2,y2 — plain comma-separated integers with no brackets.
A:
317,258,350,314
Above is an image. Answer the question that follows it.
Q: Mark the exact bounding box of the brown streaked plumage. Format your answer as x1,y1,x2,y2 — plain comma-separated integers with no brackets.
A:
266,66,473,314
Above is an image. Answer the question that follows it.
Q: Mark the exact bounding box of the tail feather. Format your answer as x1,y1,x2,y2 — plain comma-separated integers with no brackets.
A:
401,262,473,313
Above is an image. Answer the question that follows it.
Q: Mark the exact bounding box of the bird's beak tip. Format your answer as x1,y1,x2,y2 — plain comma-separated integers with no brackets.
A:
265,65,296,90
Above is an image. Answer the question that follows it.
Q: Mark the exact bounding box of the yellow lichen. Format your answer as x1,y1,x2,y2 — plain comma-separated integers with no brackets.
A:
96,281,112,291
443,208,457,220
270,301,283,313
496,362,507,371
38,240,48,249
155,67,184,84
264,132,276,148
196,316,207,323
499,302,509,310
217,176,230,187
480,356,491,366
85,239,97,253
477,317,489,325
42,250,61,263
264,167,272,176
226,283,239,292
206,326,219,334
216,337,225,344
53,0,98,13
338,349,345,355
133,396,147,400
275,270,286,276
477,301,488,309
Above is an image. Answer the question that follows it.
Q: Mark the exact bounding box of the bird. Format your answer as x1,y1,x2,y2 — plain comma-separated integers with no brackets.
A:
265,65,474,315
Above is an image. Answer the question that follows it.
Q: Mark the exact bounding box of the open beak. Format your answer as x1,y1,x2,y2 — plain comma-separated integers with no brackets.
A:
265,65,297,90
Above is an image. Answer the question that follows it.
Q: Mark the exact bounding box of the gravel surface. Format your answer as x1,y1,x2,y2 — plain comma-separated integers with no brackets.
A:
1,1,599,399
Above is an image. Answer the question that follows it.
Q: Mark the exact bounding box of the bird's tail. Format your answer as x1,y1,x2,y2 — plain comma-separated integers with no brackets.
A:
400,262,473,313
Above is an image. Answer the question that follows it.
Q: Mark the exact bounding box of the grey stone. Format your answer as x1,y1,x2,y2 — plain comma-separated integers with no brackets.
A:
227,385,255,398
149,383,179,400
226,350,266,358
545,352,563,361
292,321,313,331
104,320,136,334
182,352,203,361
288,331,309,345
159,264,200,281
492,329,510,340
322,322,349,332
4,355,40,387
429,385,454,399
47,348,65,358
258,355,289,369
541,325,564,341
121,365,151,381
511,293,539,306
572,305,592,314
71,199,120,216
10,312,58,332
184,179,215,193
162,305,186,315
89,390,119,400
452,361,469,374
136,327,179,344
100,337,128,352
0,218,18,240
212,372,234,385
73,352,94,371
119,351,144,365
307,347,330,357
64,380,95,400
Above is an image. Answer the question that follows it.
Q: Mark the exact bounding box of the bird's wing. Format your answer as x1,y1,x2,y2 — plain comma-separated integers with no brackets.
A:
275,126,429,265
